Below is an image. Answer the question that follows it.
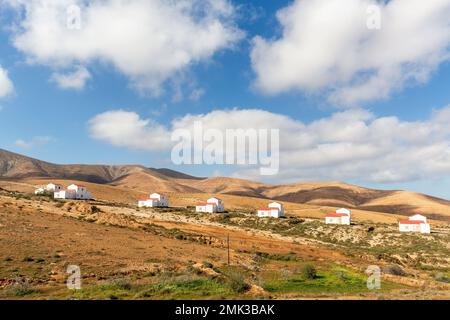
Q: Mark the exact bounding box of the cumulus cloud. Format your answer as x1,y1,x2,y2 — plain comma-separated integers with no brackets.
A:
51,66,91,90
251,0,450,106
14,136,52,149
0,66,14,97
2,0,243,95
88,106,450,184
88,110,172,151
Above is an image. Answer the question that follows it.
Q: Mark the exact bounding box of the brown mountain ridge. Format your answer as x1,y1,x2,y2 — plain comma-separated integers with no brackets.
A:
1,148,449,220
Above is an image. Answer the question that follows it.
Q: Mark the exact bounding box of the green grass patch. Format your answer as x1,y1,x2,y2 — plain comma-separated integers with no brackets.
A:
262,265,402,295
69,277,234,300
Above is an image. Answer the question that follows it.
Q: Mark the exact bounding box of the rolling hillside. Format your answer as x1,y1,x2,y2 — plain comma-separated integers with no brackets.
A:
0,148,198,193
1,148,449,220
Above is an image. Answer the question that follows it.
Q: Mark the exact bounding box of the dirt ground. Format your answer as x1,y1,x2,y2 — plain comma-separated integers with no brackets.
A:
0,184,449,300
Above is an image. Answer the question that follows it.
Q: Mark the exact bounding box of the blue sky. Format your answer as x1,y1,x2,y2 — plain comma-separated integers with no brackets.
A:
1,0,450,199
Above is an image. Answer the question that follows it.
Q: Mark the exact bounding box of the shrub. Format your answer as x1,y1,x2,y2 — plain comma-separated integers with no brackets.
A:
90,206,101,214
109,279,132,290
8,281,37,297
175,234,185,240
382,265,406,276
435,273,450,283
335,270,348,280
301,264,317,280
225,270,250,293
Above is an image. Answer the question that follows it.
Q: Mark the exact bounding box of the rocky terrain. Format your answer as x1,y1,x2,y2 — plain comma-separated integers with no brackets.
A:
0,183,449,300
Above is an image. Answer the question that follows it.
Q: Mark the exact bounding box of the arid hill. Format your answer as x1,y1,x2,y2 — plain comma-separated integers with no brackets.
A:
0,148,199,193
1,148,449,220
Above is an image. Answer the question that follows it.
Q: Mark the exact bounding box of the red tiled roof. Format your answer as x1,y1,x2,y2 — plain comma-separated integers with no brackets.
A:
325,213,347,217
399,220,423,225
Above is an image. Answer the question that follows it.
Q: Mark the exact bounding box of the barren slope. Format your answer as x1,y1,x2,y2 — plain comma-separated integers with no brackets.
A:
1,148,450,220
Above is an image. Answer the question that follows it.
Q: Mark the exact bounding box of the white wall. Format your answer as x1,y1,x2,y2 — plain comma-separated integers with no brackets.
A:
325,217,341,224
399,223,420,232
207,198,224,212
196,204,215,213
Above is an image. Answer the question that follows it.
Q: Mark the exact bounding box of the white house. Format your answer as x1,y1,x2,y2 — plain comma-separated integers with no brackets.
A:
138,193,169,208
409,214,427,224
35,183,63,195
257,202,285,218
54,184,92,200
399,214,430,234
325,208,351,225
196,197,225,213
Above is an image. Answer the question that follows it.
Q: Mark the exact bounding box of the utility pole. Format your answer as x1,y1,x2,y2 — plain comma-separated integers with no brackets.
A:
227,234,230,266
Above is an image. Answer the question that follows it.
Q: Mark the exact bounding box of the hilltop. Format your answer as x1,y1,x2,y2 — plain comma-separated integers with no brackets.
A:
1,148,450,220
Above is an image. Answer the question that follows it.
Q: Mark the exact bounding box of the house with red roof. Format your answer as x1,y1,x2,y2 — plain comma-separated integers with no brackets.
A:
325,208,351,225
195,197,224,213
257,202,285,218
138,193,169,208
399,214,430,233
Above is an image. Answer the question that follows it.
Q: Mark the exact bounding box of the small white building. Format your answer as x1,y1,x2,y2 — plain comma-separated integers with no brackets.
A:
195,197,225,213
138,193,169,208
399,214,430,234
325,208,351,225
35,183,63,195
257,202,285,218
54,184,92,200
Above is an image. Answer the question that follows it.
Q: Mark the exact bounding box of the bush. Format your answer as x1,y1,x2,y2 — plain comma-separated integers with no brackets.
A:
382,265,406,276
435,273,450,283
225,270,250,293
335,270,348,280
301,264,317,280
109,279,132,290
8,281,37,297
255,251,297,261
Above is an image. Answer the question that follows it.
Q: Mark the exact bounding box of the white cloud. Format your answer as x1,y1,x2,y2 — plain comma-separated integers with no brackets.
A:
3,0,243,95
88,110,172,151
0,65,14,97
88,106,450,184
51,66,91,90
14,136,52,149
251,0,450,106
